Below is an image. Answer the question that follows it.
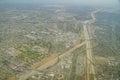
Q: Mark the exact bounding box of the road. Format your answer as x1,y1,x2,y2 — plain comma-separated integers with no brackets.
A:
83,9,100,80
18,42,85,80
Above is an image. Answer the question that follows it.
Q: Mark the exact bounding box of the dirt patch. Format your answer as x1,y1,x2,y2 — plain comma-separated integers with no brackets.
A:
29,54,58,69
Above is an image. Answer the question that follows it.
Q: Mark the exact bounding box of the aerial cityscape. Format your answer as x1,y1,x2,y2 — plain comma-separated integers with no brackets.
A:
0,0,120,80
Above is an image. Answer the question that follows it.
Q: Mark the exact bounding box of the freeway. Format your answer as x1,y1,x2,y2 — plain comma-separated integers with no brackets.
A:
83,9,101,80
18,42,85,80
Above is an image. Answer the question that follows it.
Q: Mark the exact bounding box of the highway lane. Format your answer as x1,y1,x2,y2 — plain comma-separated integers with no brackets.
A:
83,9,100,80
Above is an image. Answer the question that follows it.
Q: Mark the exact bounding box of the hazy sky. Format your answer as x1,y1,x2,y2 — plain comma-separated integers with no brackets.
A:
0,0,119,7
